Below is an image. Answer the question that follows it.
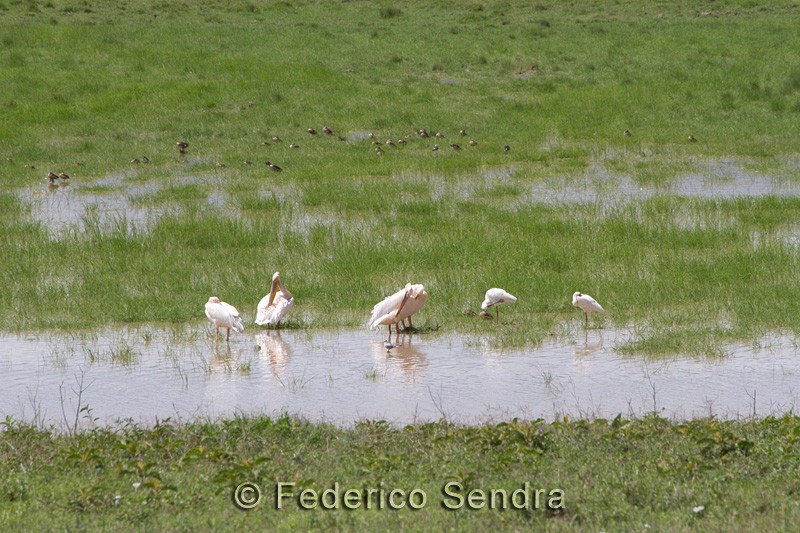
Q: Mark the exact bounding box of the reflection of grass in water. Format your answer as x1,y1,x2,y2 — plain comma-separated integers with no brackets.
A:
364,367,382,382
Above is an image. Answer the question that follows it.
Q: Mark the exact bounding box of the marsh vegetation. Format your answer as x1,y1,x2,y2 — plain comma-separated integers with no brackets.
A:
3,0,800,528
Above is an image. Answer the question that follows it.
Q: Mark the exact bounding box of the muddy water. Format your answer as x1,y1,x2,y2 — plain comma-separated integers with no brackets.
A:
2,327,797,428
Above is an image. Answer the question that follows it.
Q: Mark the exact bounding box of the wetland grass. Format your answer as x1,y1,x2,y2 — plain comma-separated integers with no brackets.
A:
2,414,800,530
4,3,800,529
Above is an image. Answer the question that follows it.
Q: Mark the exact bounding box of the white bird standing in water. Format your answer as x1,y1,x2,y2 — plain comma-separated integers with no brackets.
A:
369,283,428,334
481,288,517,322
572,291,605,328
255,272,294,329
205,297,244,342
369,284,413,337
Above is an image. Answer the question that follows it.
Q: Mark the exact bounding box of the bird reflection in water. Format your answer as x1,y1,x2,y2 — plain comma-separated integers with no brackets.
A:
372,331,428,380
573,330,605,359
256,330,292,378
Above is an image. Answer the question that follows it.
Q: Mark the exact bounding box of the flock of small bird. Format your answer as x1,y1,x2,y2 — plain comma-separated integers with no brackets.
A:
41,127,699,186
204,272,605,344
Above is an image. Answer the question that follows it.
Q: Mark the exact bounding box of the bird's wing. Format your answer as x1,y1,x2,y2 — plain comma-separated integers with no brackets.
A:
231,314,245,333
219,301,240,318
256,293,294,326
586,295,604,313
205,302,226,323
397,292,428,320
369,288,407,328
254,293,273,325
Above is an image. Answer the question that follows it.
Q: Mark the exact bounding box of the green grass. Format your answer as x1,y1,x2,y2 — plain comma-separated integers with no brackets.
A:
2,414,799,530
4,4,800,529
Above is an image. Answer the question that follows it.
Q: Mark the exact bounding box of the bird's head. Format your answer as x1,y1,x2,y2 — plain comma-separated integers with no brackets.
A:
273,272,281,282
208,296,220,303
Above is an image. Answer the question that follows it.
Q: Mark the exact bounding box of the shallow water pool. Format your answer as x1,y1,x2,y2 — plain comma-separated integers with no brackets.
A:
2,326,797,428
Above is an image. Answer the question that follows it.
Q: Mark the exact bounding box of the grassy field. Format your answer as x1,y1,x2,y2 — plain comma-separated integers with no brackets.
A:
3,1,800,354
2,414,800,530
4,1,800,530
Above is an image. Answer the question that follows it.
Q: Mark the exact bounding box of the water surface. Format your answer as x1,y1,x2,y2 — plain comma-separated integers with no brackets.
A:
2,327,797,428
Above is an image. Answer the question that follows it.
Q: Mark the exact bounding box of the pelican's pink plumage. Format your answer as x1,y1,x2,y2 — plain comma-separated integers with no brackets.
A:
255,272,294,328
205,296,244,342
369,283,428,334
370,288,412,337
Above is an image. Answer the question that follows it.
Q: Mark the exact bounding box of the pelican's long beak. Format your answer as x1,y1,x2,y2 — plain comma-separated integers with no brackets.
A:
266,276,279,307
395,290,411,315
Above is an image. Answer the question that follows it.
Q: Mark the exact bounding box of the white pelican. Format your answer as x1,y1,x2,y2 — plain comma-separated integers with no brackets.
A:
370,288,412,337
255,272,294,329
205,297,244,342
572,291,605,328
369,283,428,333
481,288,517,322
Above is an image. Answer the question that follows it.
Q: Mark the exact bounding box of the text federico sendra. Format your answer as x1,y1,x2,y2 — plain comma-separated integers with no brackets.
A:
274,482,565,511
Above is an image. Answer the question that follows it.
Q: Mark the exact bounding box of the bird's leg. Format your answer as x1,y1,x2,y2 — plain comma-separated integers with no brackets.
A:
215,325,220,341
496,306,500,323
226,327,231,342
584,312,588,329
406,317,413,331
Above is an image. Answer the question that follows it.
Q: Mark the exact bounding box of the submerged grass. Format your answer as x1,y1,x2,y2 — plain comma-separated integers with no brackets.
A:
3,1,800,355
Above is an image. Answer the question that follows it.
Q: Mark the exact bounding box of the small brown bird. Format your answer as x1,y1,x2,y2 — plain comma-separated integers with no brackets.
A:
260,141,271,146
418,129,429,138
58,172,70,182
289,143,299,149
272,136,281,142
130,158,140,164
504,145,510,152
688,135,697,142
323,126,334,135
435,132,444,138
432,144,439,152
375,147,384,155
372,140,382,146
265,160,282,171
46,171,58,184
177,141,189,153
243,160,252,165
624,129,632,137
141,156,150,164
386,139,396,147
459,129,467,136
307,127,316,135
450,143,461,151
368,132,375,139
469,139,478,146
397,138,407,145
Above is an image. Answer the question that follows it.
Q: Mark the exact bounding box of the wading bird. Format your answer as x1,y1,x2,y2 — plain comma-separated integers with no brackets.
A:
370,286,412,338
205,297,244,342
369,283,428,335
481,288,517,322
255,272,294,329
572,291,604,328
